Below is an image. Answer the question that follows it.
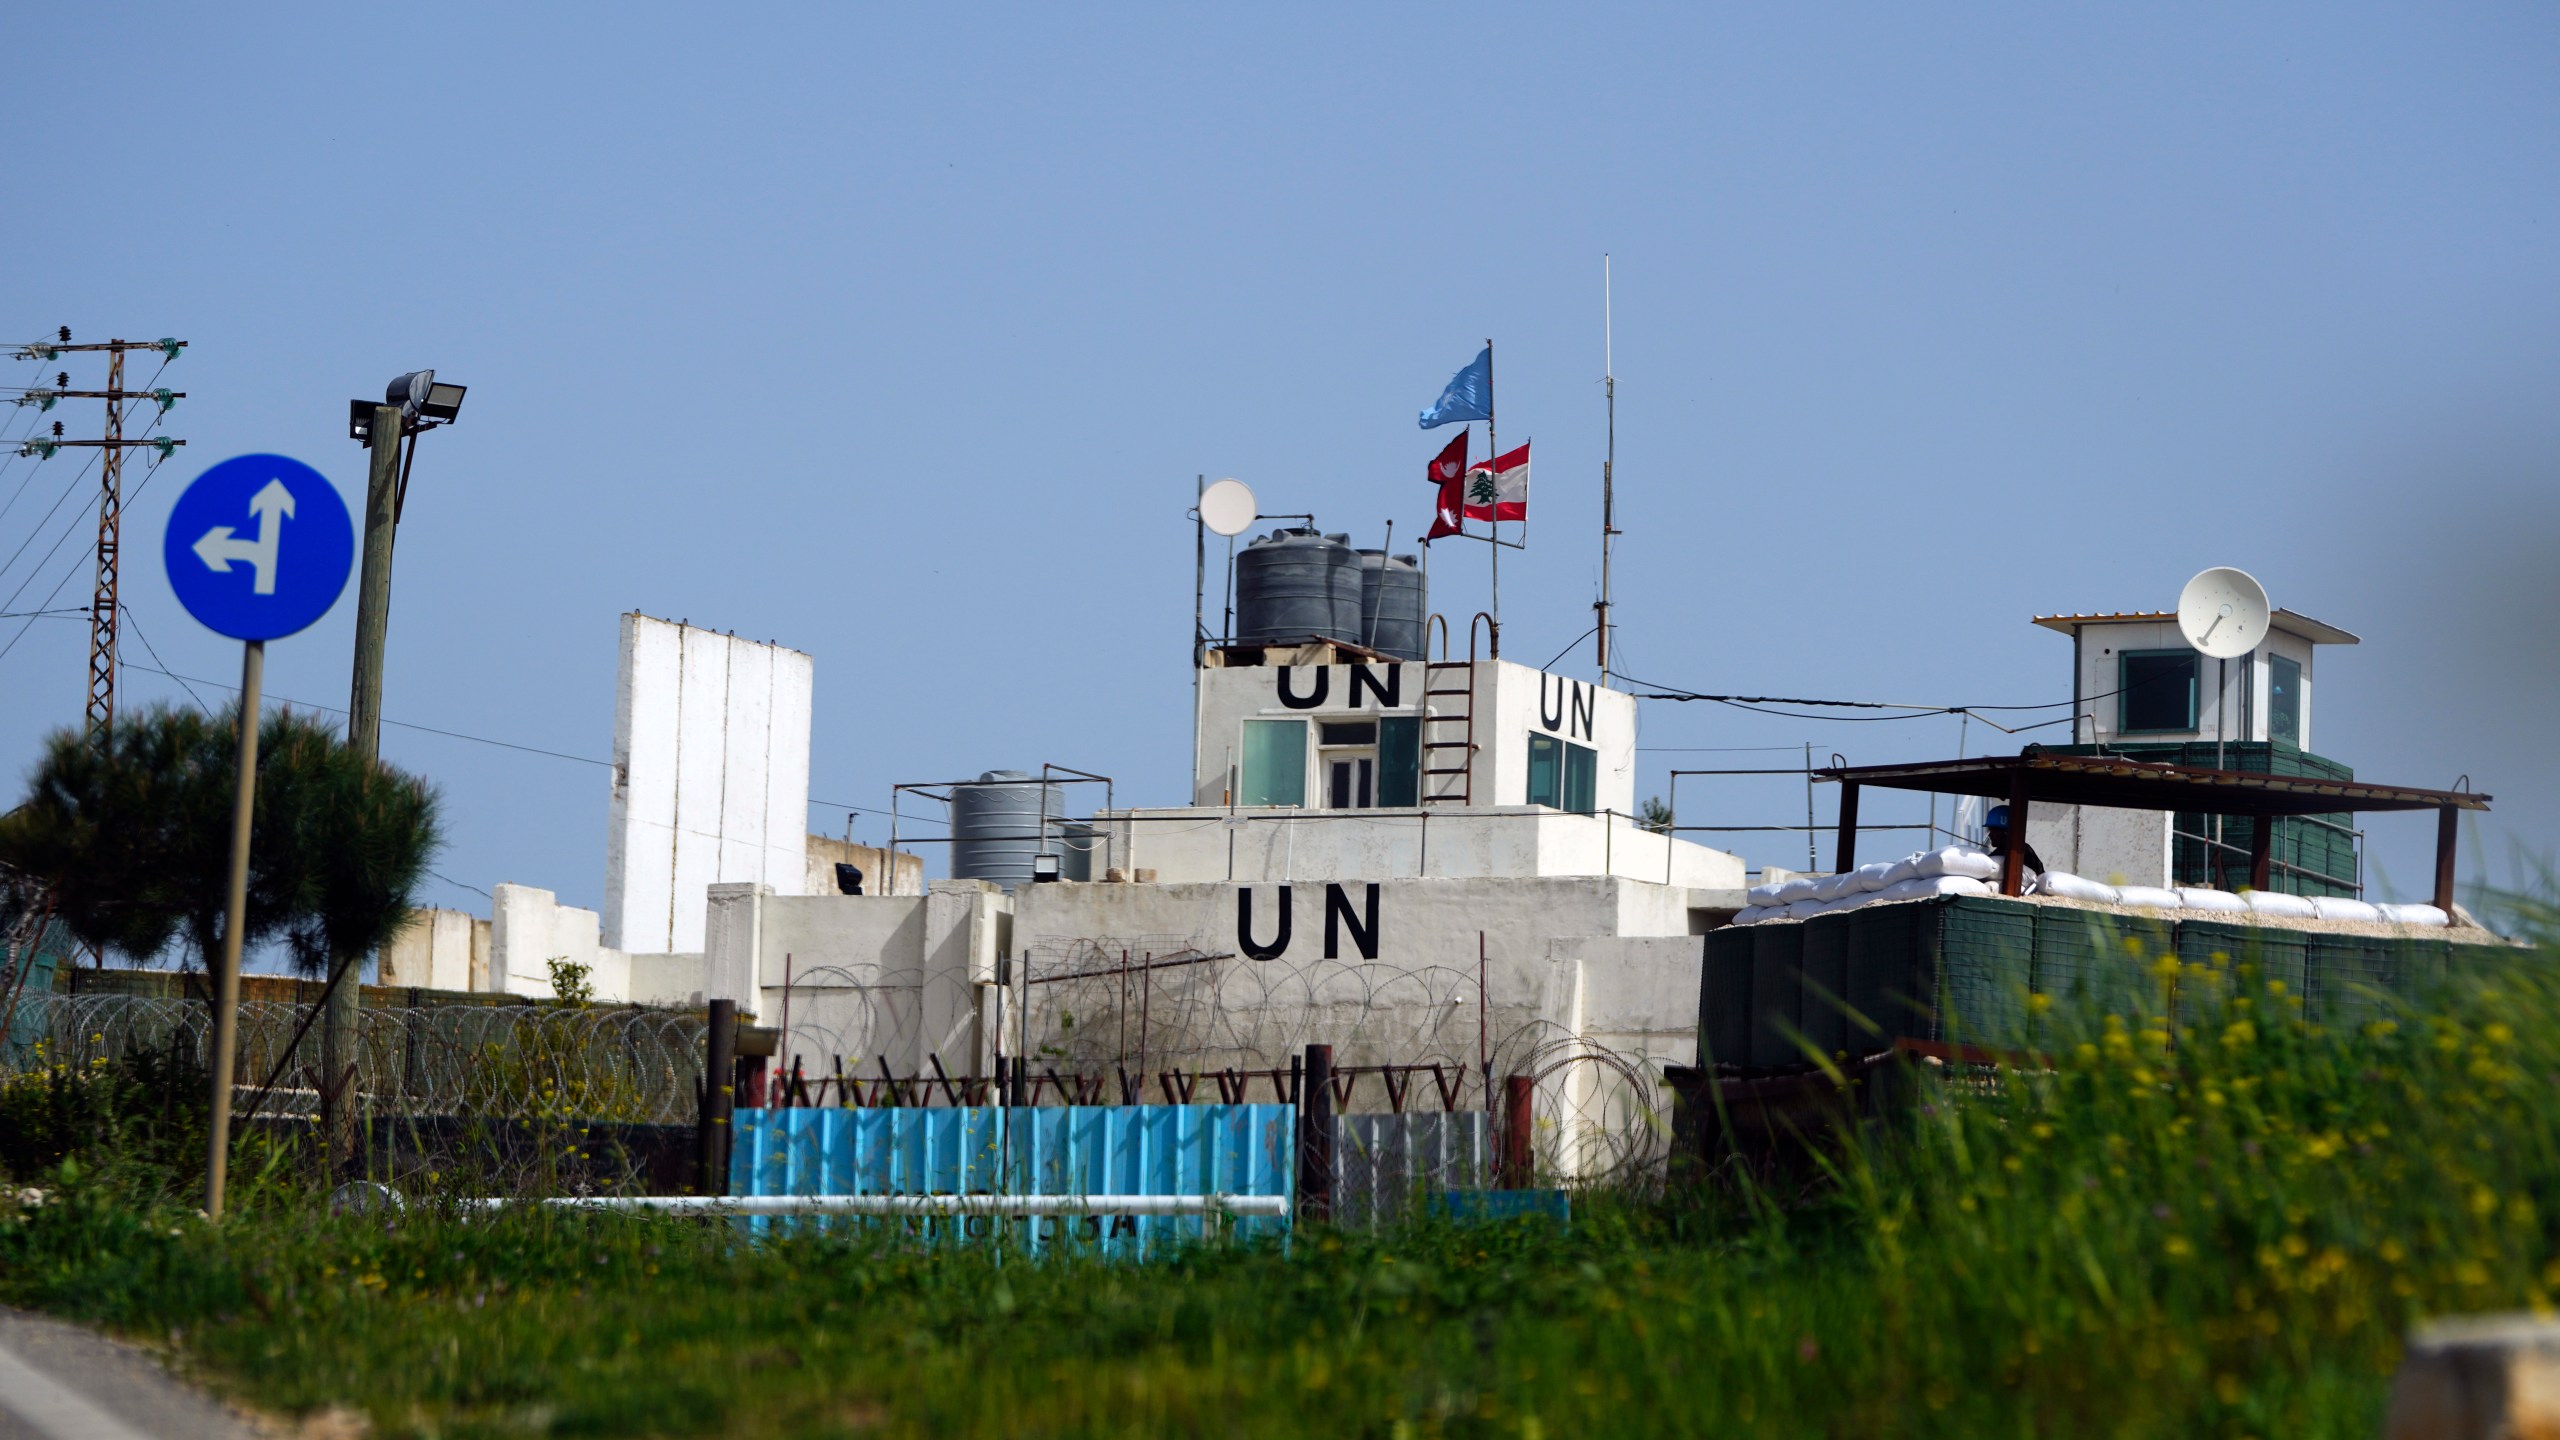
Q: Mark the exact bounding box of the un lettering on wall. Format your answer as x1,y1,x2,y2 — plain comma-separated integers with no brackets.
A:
604,613,813,953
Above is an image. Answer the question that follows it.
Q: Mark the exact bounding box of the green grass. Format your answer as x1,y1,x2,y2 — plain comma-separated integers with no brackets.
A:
6,937,2560,1437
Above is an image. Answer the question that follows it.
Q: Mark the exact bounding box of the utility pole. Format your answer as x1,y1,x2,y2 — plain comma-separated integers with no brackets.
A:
321,401,406,1172
321,371,463,1174
10,330,187,748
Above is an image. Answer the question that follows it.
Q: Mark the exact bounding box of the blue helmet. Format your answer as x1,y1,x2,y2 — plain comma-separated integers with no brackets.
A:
1985,805,2011,829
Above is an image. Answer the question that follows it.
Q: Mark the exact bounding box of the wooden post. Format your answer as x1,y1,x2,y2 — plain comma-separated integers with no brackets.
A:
1500,1074,1535,1188
1833,781,1860,876
698,999,736,1196
1297,1044,1333,1223
2434,805,2460,914
2001,771,2032,897
2247,813,2274,892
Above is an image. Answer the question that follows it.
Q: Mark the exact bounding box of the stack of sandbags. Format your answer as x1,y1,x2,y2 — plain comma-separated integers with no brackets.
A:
2020,871,2455,928
1733,847,2000,925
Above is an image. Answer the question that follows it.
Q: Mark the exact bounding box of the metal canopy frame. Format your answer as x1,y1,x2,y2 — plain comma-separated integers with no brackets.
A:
1815,751,2489,909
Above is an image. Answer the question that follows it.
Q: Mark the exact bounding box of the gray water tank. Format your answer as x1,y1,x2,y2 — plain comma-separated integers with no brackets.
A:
949,770,1067,891
1235,528,1361,646
1357,550,1427,661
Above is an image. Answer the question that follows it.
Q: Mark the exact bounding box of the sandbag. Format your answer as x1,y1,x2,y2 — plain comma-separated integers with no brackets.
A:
1773,877,1820,906
1909,846,2001,881
2375,903,2451,928
1920,874,1993,898
1810,872,1860,902
2175,888,2250,913
1783,899,1827,921
2244,890,2319,919
1880,855,1921,887
1852,861,1897,893
1746,881,1790,907
2035,871,2121,904
2310,897,2382,924
2116,886,2182,910
1732,905,1774,926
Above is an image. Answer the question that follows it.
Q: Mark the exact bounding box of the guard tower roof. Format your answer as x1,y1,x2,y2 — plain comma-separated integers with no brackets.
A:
2029,609,2360,646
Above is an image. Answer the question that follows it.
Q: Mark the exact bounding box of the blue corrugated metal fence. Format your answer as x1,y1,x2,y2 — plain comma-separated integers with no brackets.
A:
730,1104,1294,1256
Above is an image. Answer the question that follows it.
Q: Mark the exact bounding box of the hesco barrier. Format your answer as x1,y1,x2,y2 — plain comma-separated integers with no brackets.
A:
1700,927,1754,1067
1699,896,2524,1071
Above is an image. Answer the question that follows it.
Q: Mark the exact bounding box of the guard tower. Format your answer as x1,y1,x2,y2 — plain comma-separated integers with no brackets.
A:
2030,606,2363,894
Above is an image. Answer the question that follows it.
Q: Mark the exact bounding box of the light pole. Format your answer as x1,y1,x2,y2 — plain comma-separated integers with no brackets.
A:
321,370,465,1172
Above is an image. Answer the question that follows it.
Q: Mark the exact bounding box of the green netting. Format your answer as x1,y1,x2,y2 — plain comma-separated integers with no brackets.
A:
2032,906,2171,1028
2449,940,2527,979
1700,927,1757,1068
2306,933,2399,1032
1921,897,2037,1050
1797,911,1854,1060
2175,921,2309,1027
1748,923,1807,1069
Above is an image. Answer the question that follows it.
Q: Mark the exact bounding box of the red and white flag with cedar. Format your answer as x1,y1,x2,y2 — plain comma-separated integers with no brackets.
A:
1462,441,1529,521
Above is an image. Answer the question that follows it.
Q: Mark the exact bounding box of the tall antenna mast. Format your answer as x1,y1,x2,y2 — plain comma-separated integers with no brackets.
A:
1597,257,1617,686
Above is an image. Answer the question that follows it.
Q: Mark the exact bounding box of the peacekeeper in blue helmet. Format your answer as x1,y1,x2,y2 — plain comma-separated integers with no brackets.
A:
1983,804,2046,879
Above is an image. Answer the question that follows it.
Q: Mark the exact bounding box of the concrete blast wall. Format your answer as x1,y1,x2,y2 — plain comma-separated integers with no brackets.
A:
605,613,813,954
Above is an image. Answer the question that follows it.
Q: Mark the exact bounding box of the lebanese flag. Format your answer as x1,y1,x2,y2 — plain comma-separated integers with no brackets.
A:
1462,441,1529,521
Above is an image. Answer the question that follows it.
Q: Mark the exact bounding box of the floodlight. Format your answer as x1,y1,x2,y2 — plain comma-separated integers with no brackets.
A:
420,380,466,421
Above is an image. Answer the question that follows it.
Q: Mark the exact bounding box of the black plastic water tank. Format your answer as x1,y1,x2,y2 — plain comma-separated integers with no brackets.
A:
1357,550,1427,660
1235,529,1361,645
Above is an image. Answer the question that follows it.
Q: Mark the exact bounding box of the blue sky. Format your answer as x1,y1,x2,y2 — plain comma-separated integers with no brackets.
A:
3,3,2554,930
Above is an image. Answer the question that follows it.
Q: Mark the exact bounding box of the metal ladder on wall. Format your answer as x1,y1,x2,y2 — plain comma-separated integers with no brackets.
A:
1419,613,1498,804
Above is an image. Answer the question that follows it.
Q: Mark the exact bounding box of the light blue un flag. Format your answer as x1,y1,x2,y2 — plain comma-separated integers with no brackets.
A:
1417,346,1492,429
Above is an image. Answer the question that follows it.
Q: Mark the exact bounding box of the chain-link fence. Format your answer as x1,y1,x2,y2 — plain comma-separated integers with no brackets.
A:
4,993,706,1126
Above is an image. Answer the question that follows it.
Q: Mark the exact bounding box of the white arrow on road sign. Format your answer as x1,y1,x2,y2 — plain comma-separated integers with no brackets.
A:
189,478,296,595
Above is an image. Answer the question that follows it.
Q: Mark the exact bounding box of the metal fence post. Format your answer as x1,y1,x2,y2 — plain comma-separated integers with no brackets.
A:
1500,1074,1534,1188
699,999,736,1196
1297,1043,1333,1223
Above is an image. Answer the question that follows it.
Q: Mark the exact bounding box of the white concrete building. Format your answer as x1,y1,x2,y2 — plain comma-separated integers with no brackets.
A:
2024,606,2360,888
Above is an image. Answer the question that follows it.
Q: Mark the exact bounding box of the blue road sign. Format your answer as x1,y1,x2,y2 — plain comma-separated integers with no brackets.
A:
162,454,355,642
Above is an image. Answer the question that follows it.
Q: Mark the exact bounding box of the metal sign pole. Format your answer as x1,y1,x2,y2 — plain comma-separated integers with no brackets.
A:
203,638,264,1220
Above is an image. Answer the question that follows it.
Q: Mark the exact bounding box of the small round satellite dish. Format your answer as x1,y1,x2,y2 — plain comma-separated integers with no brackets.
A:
2177,566,2272,659
1198,478,1257,537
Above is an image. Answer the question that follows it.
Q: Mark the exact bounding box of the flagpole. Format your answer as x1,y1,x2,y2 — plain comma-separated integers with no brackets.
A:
1484,337,1498,644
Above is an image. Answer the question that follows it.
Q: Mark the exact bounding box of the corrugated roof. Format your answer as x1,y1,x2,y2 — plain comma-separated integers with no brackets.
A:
1817,752,2482,814
2029,608,2360,646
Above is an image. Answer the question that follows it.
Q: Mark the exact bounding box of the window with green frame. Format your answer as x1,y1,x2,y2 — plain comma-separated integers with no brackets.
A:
1378,715,1421,807
2119,649,2199,734
1527,733,1597,814
1239,719,1306,806
2268,655,2301,746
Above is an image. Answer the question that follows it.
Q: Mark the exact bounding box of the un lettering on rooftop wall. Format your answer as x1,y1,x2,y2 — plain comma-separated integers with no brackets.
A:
605,614,813,954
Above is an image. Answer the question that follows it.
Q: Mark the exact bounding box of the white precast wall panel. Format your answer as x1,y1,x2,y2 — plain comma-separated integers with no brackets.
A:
606,614,813,953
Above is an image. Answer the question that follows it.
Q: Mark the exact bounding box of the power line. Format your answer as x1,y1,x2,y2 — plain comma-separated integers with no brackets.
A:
119,658,951,833
117,602,207,710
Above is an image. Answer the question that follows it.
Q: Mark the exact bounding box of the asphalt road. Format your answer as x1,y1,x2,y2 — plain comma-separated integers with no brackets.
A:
0,1307,259,1440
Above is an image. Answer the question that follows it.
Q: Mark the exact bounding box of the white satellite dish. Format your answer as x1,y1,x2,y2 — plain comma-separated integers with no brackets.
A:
2177,566,2271,659
1198,478,1258,538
